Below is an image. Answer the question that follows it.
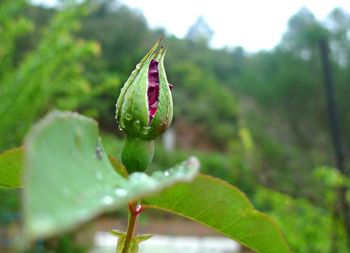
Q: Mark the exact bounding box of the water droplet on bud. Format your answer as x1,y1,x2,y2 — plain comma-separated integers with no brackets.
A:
133,120,141,129
142,126,151,135
125,114,132,121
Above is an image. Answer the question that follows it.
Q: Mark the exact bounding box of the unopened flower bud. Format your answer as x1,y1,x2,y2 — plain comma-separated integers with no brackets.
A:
116,38,173,141
116,38,173,172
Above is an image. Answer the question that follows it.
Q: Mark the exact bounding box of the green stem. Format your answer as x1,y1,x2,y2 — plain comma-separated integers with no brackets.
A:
121,202,144,253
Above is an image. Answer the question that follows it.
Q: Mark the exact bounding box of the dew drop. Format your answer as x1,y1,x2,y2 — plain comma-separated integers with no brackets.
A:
129,173,157,189
142,126,151,134
96,172,103,181
115,188,128,197
152,171,163,179
133,120,141,129
102,196,114,205
129,172,149,181
124,114,133,121
135,203,143,213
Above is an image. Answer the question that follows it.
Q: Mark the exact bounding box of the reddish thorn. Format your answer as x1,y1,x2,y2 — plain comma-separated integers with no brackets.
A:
128,202,145,216
169,83,173,91
135,204,145,215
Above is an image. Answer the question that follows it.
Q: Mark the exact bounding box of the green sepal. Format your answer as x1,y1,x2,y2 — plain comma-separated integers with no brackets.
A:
111,229,152,253
121,137,154,173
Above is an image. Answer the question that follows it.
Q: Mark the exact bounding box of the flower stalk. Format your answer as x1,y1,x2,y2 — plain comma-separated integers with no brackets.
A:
121,202,145,253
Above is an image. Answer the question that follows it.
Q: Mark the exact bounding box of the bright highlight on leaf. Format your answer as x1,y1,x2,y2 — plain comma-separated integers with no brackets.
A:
144,175,291,253
23,110,199,243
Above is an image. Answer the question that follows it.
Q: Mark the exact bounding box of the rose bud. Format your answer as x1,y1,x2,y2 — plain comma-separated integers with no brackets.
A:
116,38,173,140
115,38,173,172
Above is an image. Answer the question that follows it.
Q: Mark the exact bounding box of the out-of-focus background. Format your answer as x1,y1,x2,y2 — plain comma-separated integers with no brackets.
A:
1,0,350,252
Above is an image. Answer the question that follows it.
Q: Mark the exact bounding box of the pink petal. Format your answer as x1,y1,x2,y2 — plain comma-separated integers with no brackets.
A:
147,59,160,123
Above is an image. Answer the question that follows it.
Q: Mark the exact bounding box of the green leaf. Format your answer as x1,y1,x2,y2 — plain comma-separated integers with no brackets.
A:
108,154,128,178
0,147,23,188
112,230,152,253
23,111,199,243
0,149,127,188
144,175,290,253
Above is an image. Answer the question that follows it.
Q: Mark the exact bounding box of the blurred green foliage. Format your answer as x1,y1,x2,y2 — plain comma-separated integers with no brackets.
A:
254,187,344,253
0,0,99,150
252,166,350,253
1,0,350,251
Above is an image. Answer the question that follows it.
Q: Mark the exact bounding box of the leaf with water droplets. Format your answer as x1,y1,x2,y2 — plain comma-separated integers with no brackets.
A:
23,111,199,243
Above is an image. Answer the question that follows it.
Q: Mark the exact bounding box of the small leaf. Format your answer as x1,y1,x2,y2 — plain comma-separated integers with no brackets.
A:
23,111,199,243
112,230,152,253
0,147,24,188
108,154,128,178
144,175,290,253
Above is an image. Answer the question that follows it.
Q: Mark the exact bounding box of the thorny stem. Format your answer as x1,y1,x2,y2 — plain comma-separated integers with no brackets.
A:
121,201,144,253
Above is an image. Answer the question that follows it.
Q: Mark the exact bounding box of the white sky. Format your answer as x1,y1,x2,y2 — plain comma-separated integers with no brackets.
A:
34,0,350,52
119,0,350,51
